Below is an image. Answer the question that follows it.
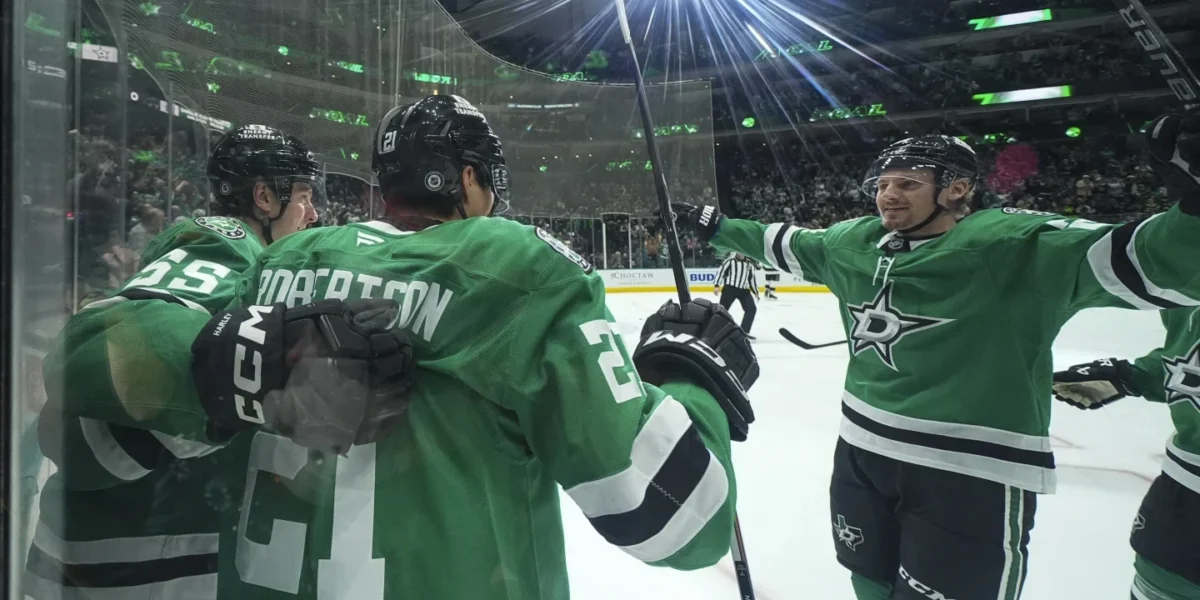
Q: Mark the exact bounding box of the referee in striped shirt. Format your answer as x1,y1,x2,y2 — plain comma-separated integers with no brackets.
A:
714,252,758,339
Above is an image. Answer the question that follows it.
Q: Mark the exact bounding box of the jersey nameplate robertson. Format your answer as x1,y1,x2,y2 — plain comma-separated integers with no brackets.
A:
536,227,593,273
195,216,247,240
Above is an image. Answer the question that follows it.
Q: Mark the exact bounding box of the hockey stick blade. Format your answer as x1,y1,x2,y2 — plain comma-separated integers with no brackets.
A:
779,328,847,350
1111,0,1199,109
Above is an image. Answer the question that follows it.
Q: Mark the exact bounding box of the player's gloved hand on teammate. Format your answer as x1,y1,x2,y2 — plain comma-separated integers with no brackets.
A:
663,202,724,242
1051,358,1139,410
633,298,759,441
192,298,417,455
1145,107,1200,212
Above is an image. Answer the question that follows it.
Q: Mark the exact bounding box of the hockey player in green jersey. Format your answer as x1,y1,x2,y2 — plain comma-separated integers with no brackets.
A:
194,94,759,600
1052,307,1200,600
669,108,1200,600
27,125,417,599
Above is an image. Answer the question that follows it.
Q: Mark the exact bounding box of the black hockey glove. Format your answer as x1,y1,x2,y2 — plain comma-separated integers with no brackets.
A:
1145,108,1200,214
662,202,725,242
1051,358,1139,410
191,298,416,455
633,298,759,441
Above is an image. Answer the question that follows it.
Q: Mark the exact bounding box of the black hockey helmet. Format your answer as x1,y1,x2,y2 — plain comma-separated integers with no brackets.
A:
861,135,979,232
206,124,325,243
371,95,510,219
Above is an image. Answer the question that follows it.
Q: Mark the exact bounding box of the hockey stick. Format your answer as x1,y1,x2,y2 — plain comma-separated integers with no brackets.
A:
779,328,847,350
1111,0,1199,109
612,2,755,598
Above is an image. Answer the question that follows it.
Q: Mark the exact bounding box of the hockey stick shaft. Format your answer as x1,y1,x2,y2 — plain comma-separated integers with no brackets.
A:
613,0,691,304
1111,0,1199,109
612,2,752,597
779,328,847,350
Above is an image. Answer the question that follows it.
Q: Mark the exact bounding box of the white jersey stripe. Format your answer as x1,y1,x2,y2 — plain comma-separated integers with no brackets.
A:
32,521,218,564
1168,437,1200,468
566,396,695,517
619,451,729,563
1085,230,1161,310
839,418,1056,493
22,572,218,600
843,391,1050,452
1126,214,1200,306
762,223,786,271
79,418,151,482
1163,451,1200,496
150,431,219,460
780,226,805,279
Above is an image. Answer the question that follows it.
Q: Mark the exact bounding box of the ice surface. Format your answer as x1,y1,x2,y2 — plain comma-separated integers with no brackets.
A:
562,292,1171,600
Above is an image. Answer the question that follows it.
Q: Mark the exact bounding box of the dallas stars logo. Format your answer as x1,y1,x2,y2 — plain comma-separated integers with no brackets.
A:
833,515,864,551
845,281,953,370
1163,341,1200,410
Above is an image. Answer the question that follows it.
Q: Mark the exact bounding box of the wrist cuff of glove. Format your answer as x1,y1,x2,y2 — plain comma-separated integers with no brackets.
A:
634,344,751,441
192,304,288,441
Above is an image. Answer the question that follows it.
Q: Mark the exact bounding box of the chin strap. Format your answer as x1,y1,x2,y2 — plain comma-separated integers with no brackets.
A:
897,202,945,235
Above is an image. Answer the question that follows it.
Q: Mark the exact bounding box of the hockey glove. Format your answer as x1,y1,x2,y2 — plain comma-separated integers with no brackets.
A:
191,298,416,455
633,298,759,441
1145,108,1200,214
662,202,724,242
1051,358,1139,410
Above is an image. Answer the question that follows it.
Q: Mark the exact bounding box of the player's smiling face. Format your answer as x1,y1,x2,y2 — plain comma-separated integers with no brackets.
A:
875,168,937,231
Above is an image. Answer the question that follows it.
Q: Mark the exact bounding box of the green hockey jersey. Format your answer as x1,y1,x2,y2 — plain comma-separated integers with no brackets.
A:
217,218,737,600
27,216,263,599
712,206,1200,494
1129,307,1200,495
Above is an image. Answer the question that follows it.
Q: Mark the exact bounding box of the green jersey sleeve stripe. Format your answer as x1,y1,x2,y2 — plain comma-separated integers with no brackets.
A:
1087,217,1195,310
79,418,151,481
565,395,697,517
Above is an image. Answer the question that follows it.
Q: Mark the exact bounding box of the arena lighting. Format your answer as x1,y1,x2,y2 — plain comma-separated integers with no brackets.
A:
809,103,887,121
631,123,701,138
968,9,1053,31
752,39,834,62
972,85,1073,105
309,108,370,127
409,71,457,85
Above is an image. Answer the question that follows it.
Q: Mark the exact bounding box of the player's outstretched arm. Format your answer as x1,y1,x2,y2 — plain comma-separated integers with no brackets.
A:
39,227,259,490
668,202,831,285
504,270,758,570
1006,110,1200,313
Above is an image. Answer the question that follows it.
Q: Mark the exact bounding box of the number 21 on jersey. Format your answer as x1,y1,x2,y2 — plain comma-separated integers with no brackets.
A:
237,432,385,599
